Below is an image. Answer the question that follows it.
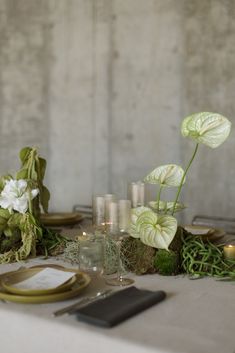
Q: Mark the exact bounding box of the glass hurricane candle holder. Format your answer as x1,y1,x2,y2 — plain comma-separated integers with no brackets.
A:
128,181,145,208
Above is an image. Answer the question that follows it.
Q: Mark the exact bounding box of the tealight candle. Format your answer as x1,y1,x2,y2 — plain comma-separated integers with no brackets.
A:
223,245,235,260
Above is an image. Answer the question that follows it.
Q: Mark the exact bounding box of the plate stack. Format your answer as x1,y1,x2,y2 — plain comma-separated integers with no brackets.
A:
0,265,90,304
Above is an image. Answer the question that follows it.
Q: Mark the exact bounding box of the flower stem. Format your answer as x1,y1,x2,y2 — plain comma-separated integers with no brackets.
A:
172,143,199,215
156,185,163,212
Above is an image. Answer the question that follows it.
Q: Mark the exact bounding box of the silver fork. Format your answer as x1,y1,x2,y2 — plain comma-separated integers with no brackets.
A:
53,289,113,317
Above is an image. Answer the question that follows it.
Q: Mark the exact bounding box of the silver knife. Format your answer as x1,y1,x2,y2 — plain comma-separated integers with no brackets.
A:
53,289,113,317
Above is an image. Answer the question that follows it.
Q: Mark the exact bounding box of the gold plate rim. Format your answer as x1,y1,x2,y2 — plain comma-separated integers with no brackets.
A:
0,265,91,304
1,268,77,296
40,212,84,226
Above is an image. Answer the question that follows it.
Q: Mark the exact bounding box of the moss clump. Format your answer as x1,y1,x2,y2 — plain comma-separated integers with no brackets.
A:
121,237,156,275
154,249,179,275
169,226,183,253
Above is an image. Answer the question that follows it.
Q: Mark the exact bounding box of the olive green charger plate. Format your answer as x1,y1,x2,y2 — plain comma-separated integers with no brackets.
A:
1,267,77,296
0,265,91,304
40,212,83,226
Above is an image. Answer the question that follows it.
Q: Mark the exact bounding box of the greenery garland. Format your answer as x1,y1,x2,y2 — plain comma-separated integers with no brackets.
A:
0,147,66,263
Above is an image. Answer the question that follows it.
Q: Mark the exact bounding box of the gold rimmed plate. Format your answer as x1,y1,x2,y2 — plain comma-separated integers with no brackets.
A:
1,268,77,296
40,212,84,226
0,265,91,304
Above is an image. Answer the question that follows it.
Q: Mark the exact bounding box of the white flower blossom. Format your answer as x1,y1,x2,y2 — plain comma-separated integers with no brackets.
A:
0,179,39,214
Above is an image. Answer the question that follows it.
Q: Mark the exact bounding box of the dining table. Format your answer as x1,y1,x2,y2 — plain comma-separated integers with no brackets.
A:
0,256,235,353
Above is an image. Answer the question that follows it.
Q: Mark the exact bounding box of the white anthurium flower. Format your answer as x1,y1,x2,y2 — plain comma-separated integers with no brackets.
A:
149,201,186,213
181,112,231,148
136,210,177,250
144,164,185,187
0,179,39,214
129,206,151,238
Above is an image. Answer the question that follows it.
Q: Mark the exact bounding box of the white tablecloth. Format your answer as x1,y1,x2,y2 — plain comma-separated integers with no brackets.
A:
0,257,235,353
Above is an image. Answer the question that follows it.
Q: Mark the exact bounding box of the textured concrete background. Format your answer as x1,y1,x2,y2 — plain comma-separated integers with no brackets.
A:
0,0,234,223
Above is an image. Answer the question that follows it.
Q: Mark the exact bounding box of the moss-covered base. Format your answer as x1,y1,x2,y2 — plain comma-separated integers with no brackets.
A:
122,226,185,275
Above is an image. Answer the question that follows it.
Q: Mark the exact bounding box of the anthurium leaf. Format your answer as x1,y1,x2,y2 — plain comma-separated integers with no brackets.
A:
181,112,231,148
149,201,186,213
136,210,177,250
19,147,32,164
40,185,50,213
129,206,151,238
144,164,185,187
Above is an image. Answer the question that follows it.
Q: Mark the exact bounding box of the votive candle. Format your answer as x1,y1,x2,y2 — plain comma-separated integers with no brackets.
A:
223,245,235,260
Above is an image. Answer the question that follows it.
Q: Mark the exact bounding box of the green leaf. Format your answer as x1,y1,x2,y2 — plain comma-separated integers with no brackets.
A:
19,147,32,164
149,201,186,213
16,168,28,180
38,157,47,180
136,210,177,250
0,175,12,191
4,227,13,237
40,186,50,213
7,213,23,228
0,209,11,220
31,160,38,181
144,164,185,187
129,207,151,238
181,112,231,148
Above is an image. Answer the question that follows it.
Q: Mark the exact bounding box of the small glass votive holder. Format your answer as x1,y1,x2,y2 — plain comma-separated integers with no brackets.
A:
128,181,145,208
79,238,104,278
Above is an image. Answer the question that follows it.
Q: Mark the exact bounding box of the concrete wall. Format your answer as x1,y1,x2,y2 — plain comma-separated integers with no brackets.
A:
0,0,234,223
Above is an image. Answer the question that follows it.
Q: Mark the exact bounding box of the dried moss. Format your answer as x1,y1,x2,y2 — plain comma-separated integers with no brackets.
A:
121,237,156,275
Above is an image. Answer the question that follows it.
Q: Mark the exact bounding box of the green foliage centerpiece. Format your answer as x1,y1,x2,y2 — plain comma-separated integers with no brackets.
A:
0,147,64,263
124,112,234,277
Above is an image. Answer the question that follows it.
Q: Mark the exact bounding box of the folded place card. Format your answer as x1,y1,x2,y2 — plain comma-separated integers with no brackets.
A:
12,268,76,290
76,286,166,327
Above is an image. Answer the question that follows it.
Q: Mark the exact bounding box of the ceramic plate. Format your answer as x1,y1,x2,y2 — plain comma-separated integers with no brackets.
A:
184,225,226,241
0,265,90,304
40,212,83,226
1,268,77,296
